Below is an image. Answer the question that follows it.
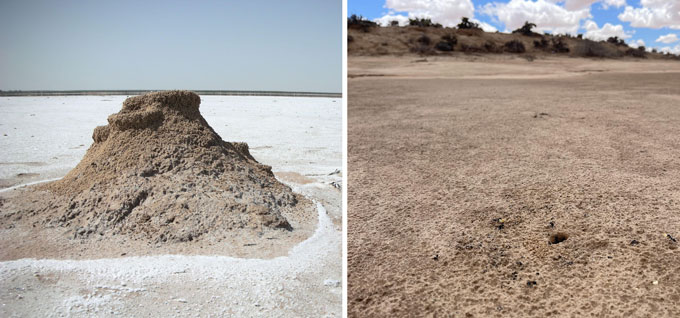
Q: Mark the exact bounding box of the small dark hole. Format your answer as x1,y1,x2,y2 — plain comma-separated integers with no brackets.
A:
549,232,569,245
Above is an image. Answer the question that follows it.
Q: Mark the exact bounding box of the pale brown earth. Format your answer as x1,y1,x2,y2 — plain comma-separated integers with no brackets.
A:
0,91,316,260
348,25,680,61
348,56,680,317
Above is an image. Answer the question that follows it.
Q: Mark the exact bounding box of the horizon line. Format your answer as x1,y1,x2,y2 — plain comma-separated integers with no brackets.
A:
0,89,342,98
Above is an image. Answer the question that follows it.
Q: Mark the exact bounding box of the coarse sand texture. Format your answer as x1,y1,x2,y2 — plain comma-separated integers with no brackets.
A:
2,91,314,245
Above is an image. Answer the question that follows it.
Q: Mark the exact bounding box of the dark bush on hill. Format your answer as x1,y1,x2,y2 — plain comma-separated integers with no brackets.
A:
409,18,442,28
417,35,431,45
348,14,377,32
534,38,549,49
435,34,457,52
457,17,480,30
551,38,570,53
512,21,538,36
390,20,399,26
504,40,526,53
606,36,627,46
485,42,502,53
435,41,454,51
625,47,646,58
411,35,433,55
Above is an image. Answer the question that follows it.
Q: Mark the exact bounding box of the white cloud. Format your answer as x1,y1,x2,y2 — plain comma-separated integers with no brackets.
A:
384,0,475,27
602,0,626,9
618,1,680,29
475,19,498,32
556,0,599,11
543,0,625,10
628,39,645,48
656,33,679,44
373,14,411,26
482,0,591,35
583,20,632,41
659,44,680,55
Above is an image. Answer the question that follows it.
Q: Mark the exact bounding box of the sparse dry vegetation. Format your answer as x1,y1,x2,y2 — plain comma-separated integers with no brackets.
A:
348,16,678,60
513,21,538,37
435,34,457,52
409,18,442,28
457,17,481,30
347,14,377,33
504,40,526,53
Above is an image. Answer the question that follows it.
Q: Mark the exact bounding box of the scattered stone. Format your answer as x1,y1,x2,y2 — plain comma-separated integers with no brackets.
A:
630,240,640,246
433,254,439,261
323,279,341,287
527,280,537,287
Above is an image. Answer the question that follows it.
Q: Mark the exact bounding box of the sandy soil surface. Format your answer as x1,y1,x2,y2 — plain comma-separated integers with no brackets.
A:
0,95,342,317
348,56,680,317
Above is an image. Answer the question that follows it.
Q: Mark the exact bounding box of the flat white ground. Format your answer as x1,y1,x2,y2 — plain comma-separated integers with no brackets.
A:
0,95,342,317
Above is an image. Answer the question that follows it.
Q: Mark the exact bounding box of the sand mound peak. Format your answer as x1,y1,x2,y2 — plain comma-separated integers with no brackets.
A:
15,90,315,243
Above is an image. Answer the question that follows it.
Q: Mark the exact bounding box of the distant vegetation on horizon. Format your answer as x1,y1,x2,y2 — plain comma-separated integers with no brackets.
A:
348,14,680,60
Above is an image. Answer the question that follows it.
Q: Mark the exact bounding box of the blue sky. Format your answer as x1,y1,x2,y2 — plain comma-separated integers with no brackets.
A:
0,0,341,92
349,0,680,54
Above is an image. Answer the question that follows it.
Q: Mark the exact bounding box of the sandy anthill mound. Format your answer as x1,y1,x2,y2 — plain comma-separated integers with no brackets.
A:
2,90,314,245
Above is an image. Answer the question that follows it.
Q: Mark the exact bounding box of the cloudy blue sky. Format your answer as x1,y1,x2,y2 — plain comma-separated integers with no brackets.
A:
349,0,680,54
0,0,341,92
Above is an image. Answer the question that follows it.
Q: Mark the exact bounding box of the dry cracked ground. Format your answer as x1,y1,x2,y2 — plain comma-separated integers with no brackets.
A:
348,55,680,317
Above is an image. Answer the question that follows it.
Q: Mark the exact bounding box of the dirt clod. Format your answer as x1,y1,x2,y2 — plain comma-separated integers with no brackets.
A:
2,91,313,245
